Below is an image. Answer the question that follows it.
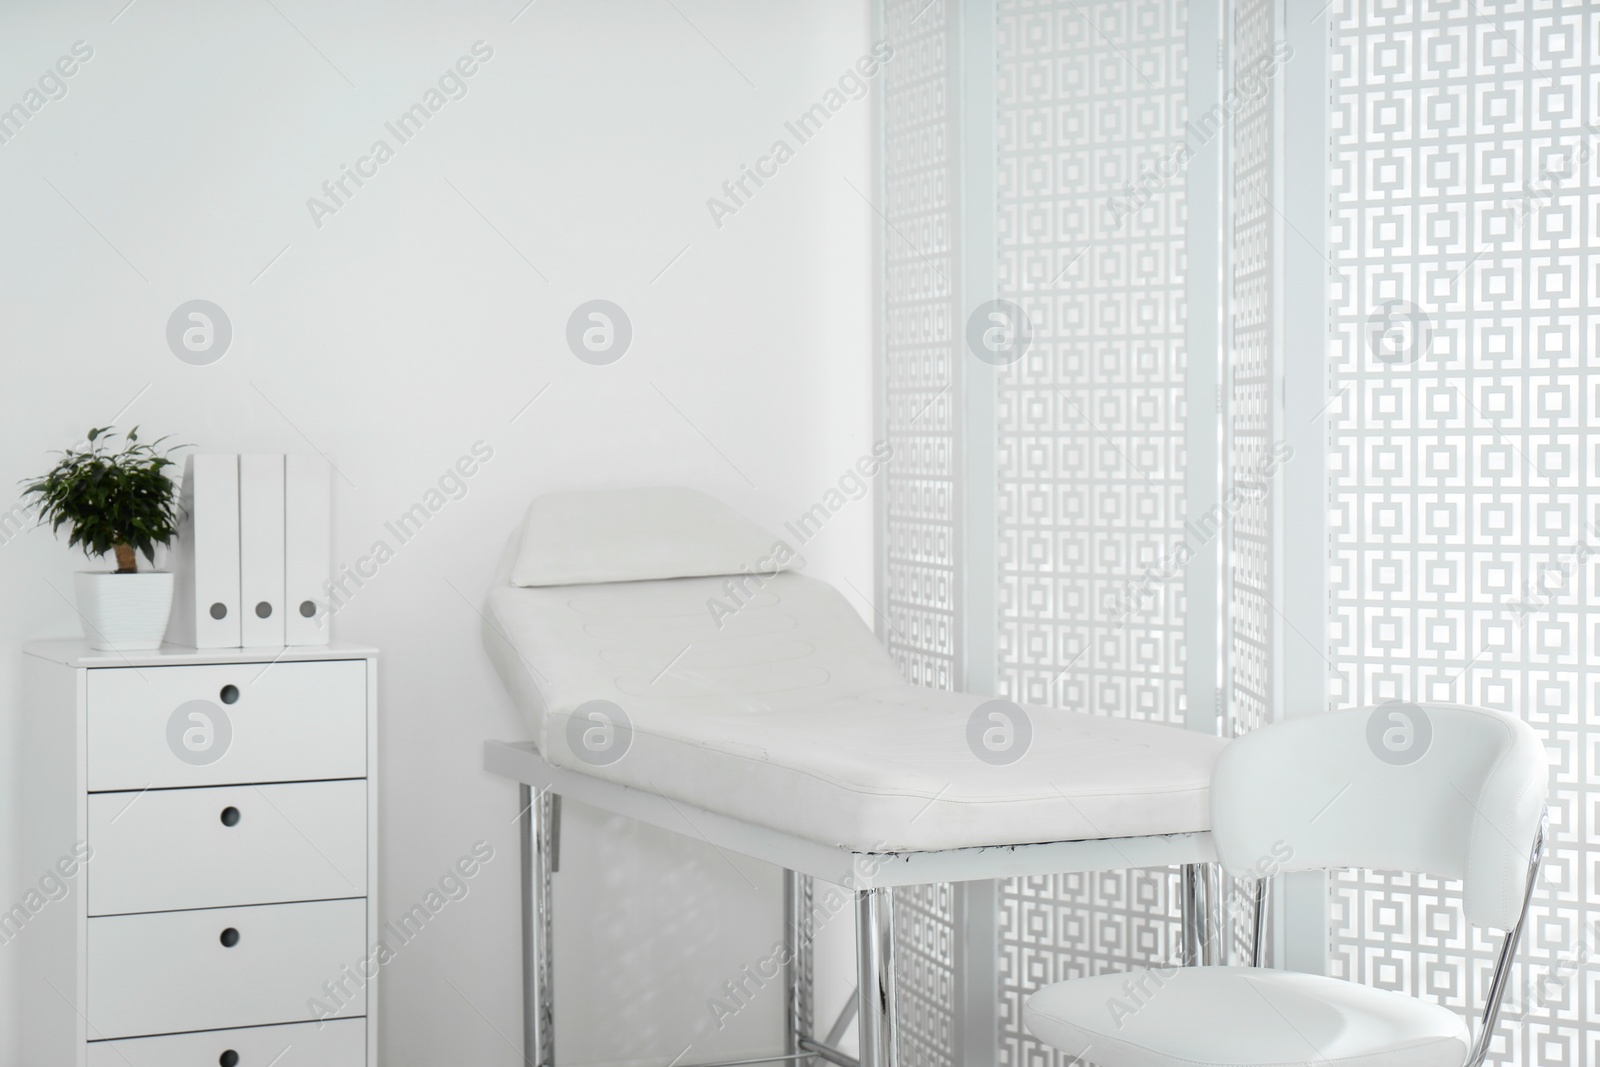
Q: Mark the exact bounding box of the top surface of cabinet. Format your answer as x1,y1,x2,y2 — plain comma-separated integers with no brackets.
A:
24,638,377,668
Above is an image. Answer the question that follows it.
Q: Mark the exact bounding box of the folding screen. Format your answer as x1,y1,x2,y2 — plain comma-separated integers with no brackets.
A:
880,3,964,1064
1327,2,1590,1062
881,1,1587,1065
880,1,1216,1064
881,0,964,694
1229,0,1282,741
991,4,1193,1065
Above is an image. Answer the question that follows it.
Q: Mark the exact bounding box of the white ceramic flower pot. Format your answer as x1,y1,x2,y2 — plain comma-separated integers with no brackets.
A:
74,570,176,651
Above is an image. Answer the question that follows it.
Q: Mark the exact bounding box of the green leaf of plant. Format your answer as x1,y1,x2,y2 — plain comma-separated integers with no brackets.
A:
22,427,188,564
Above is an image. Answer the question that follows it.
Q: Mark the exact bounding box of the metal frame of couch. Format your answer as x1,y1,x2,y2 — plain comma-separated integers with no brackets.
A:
486,740,1226,1067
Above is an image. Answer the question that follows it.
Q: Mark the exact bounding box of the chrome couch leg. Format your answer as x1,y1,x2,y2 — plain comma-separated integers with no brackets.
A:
783,871,814,1060
521,784,556,1067
855,887,898,1067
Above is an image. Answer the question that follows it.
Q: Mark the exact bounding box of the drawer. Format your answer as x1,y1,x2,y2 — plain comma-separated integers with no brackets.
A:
88,898,367,1039
89,781,367,915
88,660,366,790
89,1018,365,1067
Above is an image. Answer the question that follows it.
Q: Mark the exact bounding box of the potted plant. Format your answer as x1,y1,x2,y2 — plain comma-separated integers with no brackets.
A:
23,427,184,650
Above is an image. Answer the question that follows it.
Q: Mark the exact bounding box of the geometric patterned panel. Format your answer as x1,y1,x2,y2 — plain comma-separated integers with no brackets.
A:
883,0,962,692
994,3,1190,1064
883,2,961,1063
894,881,956,1067
1228,0,1277,738
994,0,1189,722
1328,3,1587,1063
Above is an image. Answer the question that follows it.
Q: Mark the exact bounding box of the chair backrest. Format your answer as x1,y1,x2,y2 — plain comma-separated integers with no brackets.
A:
1211,703,1549,929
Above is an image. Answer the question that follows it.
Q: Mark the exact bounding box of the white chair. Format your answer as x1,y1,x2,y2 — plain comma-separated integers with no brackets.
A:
1023,702,1550,1067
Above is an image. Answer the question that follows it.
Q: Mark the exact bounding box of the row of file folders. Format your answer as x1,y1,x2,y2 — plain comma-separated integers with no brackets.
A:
167,454,332,648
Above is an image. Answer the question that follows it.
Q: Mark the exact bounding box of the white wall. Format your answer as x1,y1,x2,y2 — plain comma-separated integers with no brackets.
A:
0,1,878,1063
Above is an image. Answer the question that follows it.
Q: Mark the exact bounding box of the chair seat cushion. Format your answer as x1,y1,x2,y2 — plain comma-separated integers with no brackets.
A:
1024,966,1470,1067
484,556,1226,852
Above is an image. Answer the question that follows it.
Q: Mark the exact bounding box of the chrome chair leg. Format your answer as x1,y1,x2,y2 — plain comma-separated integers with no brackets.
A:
783,870,814,1061
1180,862,1222,966
1250,876,1271,968
521,784,556,1067
1466,811,1548,1067
855,887,899,1067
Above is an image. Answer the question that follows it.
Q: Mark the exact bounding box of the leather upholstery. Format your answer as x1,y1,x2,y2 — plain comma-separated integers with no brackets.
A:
1210,704,1549,929
1025,967,1470,1067
1022,705,1549,1067
485,535,1226,852
510,486,800,587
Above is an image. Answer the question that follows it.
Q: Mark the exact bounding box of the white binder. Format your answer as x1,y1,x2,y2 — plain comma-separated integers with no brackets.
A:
239,454,286,646
284,454,332,646
166,454,241,648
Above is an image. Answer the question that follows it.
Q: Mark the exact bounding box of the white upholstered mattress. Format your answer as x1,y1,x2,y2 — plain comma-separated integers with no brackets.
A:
484,540,1226,853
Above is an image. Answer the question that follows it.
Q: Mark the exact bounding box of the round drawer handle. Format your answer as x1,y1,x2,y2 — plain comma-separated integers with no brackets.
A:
219,684,240,705
220,927,240,948
220,1051,240,1067
220,806,241,827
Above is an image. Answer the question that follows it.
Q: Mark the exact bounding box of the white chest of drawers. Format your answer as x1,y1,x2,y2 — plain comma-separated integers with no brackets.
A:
20,640,379,1067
